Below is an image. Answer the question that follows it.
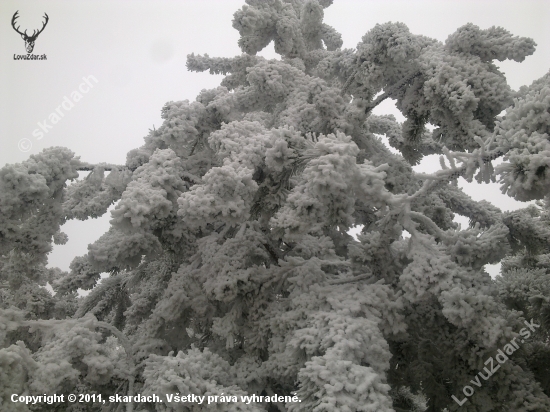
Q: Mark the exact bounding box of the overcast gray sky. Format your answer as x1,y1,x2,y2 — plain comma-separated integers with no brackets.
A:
1,0,549,278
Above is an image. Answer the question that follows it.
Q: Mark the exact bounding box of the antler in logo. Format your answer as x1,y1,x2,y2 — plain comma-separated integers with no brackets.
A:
12,11,49,54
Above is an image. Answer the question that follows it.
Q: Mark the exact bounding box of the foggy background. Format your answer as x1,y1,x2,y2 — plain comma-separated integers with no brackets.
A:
1,0,549,282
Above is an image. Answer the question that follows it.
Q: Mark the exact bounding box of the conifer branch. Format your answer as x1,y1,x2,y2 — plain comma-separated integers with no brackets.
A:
364,71,423,114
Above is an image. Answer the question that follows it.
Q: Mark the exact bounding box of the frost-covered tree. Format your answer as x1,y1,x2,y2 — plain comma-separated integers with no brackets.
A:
2,1,550,411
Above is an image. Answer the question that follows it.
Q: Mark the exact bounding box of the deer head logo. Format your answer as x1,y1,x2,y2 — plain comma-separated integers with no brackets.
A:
12,11,49,54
